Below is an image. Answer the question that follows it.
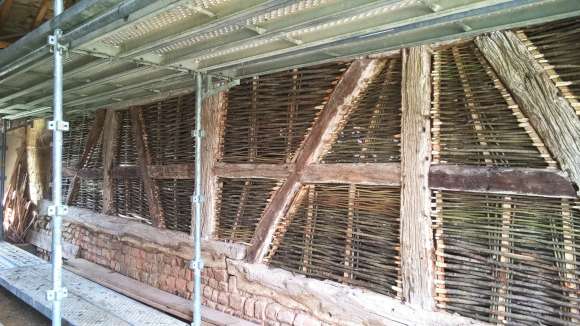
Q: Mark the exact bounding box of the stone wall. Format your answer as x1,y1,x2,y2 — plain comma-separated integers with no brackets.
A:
31,203,483,326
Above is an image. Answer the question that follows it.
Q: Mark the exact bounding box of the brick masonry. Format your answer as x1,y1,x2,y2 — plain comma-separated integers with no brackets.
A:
33,217,325,326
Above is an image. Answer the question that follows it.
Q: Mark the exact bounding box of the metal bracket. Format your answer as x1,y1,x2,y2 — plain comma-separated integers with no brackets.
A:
191,129,205,138
47,205,69,217
189,259,204,271
48,120,69,131
48,30,69,56
191,194,204,204
46,287,68,301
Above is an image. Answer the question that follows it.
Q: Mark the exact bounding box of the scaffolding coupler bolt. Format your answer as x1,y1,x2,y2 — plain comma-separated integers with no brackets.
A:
48,120,69,132
46,287,68,301
191,129,205,138
191,194,204,204
189,259,204,271
47,205,69,217
48,30,69,55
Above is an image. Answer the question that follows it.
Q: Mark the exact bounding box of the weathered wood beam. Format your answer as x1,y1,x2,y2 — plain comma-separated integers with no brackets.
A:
31,0,50,29
102,110,119,215
246,59,387,263
26,119,48,208
148,163,193,179
302,163,400,186
66,109,106,205
130,107,165,228
63,166,138,179
0,40,9,48
400,45,435,310
0,0,14,30
429,164,576,198
200,92,227,239
213,163,292,180
475,31,580,191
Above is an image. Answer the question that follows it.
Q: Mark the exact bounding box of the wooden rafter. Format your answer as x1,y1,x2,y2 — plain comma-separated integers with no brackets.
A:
102,110,119,215
475,31,580,190
130,107,165,228
31,0,50,29
65,109,106,205
0,0,14,31
245,59,388,263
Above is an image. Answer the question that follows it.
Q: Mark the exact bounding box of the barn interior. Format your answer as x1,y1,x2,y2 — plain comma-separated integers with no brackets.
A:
0,1,579,325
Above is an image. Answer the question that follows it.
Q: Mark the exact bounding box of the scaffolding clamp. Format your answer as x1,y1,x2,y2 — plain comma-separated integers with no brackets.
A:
191,129,205,138
48,120,69,132
191,194,204,204
189,259,204,271
46,287,68,301
48,30,69,56
47,205,69,217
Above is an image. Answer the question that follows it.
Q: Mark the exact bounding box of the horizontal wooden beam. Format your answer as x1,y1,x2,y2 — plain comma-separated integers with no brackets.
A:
302,163,401,186
149,163,193,179
63,163,576,198
213,163,293,180
429,164,577,198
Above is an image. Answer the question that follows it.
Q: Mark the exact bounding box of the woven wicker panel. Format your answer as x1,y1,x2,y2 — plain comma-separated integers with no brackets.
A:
215,178,281,243
519,18,580,116
159,179,194,233
114,178,151,223
116,109,137,166
143,93,196,165
73,179,103,212
432,42,549,167
268,184,401,298
222,62,347,164
63,113,93,168
322,57,402,163
433,191,580,325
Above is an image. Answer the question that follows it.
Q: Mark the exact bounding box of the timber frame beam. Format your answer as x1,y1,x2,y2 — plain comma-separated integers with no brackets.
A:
245,59,388,263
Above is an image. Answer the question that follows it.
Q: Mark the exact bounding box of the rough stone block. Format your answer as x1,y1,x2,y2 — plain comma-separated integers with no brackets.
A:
229,294,245,311
277,309,296,325
218,291,229,305
244,298,255,318
266,303,283,321
254,299,268,320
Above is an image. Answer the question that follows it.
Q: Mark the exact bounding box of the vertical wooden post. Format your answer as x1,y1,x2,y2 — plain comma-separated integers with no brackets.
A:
560,200,578,323
200,92,227,239
302,185,316,273
494,197,512,323
66,110,106,205
130,107,165,228
102,109,119,215
400,45,435,310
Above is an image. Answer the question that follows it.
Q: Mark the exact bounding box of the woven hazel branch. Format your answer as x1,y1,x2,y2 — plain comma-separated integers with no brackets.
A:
517,18,580,117
431,42,550,168
433,191,580,325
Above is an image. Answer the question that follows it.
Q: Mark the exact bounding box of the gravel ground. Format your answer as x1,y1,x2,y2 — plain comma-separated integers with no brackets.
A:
0,286,49,326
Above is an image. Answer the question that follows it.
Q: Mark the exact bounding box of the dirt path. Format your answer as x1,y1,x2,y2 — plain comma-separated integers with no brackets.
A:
0,286,49,326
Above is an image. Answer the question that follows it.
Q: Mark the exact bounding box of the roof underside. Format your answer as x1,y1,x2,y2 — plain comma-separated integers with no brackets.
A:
0,0,579,120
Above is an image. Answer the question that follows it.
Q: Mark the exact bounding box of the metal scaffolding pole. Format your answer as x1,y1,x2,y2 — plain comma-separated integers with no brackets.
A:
191,72,205,326
0,119,6,241
48,0,68,325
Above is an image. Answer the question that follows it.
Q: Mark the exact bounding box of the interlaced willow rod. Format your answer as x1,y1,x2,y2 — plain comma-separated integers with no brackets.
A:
433,191,580,325
143,94,196,165
322,57,401,163
269,184,401,298
158,179,194,233
214,178,281,243
221,63,347,164
62,113,104,211
431,43,549,167
517,18,580,116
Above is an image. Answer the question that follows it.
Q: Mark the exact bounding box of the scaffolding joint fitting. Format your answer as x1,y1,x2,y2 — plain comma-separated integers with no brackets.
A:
189,259,204,271
191,194,204,204
48,29,69,56
191,129,205,138
46,287,68,301
48,120,69,132
47,205,69,217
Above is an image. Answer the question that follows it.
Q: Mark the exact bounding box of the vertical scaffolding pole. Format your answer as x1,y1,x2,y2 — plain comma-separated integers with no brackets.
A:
48,0,68,325
191,71,205,326
0,119,6,241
